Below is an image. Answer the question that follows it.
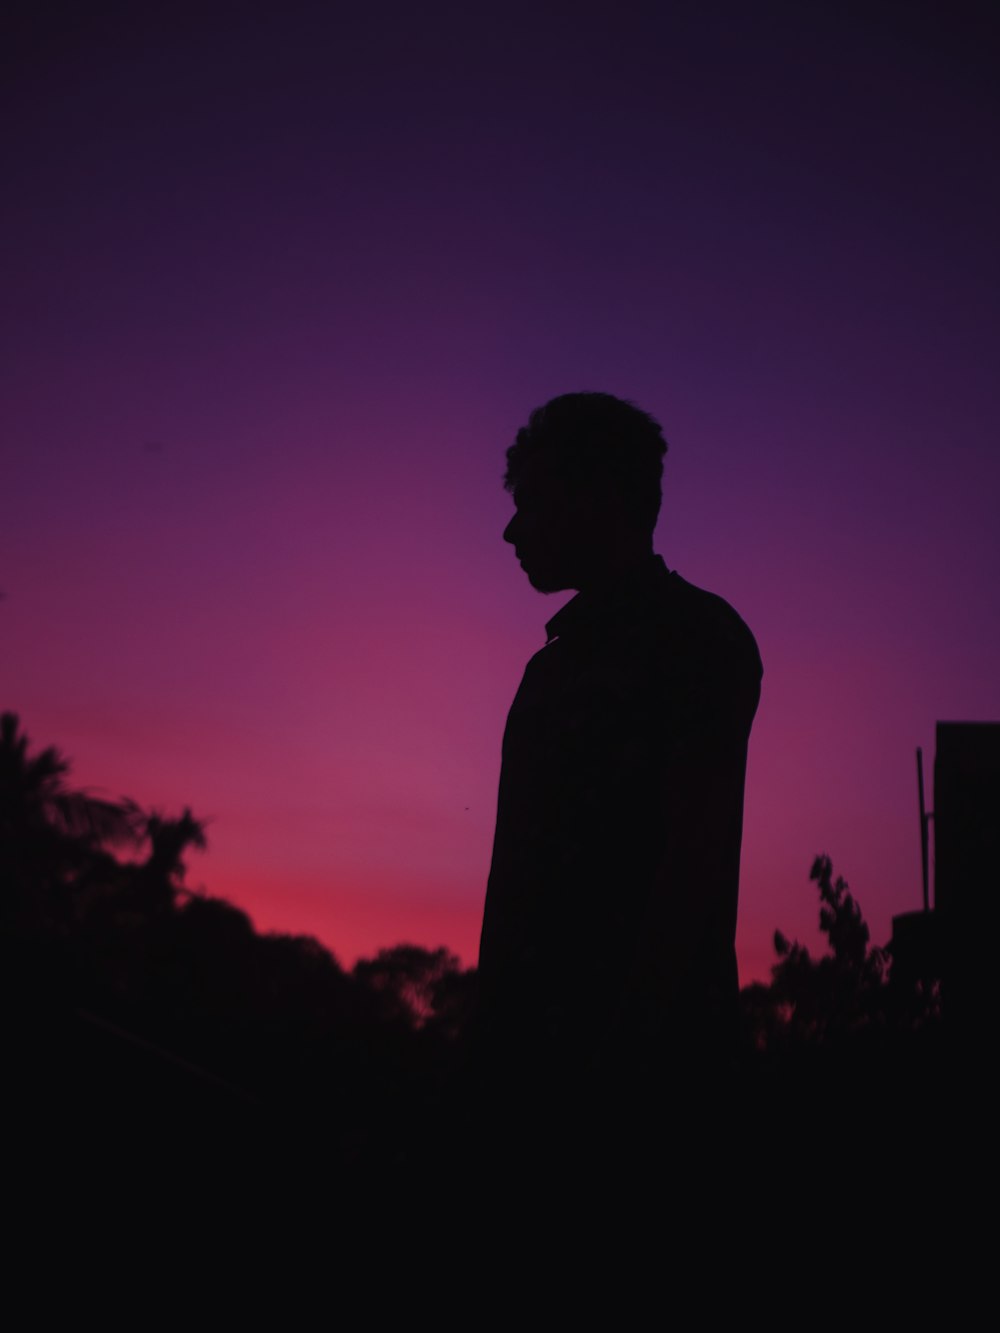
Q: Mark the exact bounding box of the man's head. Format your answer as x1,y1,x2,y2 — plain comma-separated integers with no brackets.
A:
502,392,668,593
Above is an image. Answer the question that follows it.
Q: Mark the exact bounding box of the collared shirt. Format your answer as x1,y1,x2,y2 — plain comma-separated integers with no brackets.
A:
477,554,762,1082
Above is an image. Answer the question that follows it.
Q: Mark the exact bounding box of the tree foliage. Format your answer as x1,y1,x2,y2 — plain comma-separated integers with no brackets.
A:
4,712,476,1140
742,854,890,1053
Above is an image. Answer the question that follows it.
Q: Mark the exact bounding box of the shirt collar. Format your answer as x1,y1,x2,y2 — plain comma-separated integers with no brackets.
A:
544,554,670,643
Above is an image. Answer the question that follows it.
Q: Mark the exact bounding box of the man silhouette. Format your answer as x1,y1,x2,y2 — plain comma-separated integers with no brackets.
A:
477,392,762,1114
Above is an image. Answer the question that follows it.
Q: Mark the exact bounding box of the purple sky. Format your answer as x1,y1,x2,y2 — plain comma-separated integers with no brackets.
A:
4,0,999,979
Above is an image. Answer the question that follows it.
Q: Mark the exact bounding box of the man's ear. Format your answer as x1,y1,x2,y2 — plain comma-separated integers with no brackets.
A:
587,485,627,531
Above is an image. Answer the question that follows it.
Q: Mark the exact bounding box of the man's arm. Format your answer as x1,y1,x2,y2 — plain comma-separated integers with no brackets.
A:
604,640,761,1073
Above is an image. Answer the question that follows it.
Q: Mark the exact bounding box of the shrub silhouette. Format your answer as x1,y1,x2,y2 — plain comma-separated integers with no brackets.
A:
741,854,889,1053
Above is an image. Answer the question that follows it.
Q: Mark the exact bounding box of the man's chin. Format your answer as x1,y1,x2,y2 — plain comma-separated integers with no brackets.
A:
523,566,570,594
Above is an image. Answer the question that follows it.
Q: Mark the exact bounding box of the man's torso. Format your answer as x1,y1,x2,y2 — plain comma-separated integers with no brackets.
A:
478,556,762,1076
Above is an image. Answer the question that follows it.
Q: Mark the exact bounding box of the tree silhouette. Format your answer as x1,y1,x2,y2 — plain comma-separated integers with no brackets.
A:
0,712,143,851
5,712,480,1157
135,808,208,914
742,854,889,1052
1,711,143,937
352,944,470,1029
145,809,207,882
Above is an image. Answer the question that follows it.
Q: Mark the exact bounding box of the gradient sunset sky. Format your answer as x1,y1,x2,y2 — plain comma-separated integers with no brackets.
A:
4,0,998,981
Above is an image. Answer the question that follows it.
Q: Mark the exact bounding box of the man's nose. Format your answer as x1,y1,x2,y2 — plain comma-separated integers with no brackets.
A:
503,514,518,545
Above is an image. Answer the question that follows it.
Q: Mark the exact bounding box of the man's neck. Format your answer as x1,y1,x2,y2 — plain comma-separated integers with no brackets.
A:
574,542,655,597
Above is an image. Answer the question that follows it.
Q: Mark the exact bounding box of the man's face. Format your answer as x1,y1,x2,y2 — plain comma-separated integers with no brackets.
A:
502,459,595,593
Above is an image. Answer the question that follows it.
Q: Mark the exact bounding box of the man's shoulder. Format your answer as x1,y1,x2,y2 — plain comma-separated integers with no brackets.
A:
649,569,763,728
660,570,759,660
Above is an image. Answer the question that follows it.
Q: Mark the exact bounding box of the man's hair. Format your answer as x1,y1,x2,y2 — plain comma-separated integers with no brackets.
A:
504,392,668,532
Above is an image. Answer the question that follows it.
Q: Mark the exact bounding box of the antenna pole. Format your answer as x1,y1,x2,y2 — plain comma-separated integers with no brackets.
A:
917,746,930,913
